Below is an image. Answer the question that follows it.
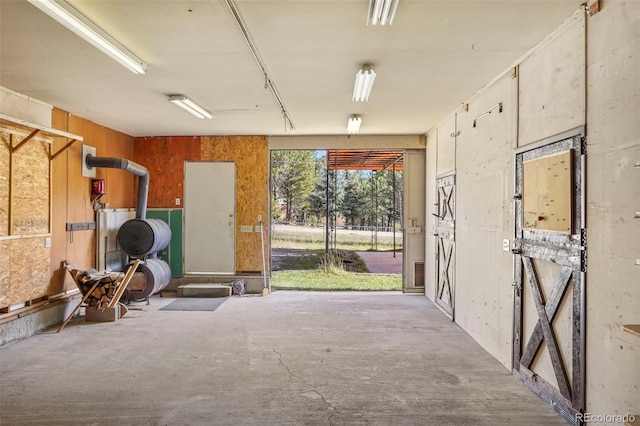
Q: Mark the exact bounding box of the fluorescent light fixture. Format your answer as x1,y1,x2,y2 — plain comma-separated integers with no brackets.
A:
367,0,400,25
27,0,147,74
353,65,376,102
168,95,214,120
347,116,362,134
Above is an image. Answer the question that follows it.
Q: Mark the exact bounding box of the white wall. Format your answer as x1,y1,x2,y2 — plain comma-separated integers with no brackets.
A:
424,130,438,299
0,86,52,127
424,1,639,419
454,73,516,368
269,135,423,151
584,0,640,417
403,149,425,292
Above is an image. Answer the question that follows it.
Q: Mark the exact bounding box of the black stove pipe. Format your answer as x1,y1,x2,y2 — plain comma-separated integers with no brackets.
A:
85,154,149,219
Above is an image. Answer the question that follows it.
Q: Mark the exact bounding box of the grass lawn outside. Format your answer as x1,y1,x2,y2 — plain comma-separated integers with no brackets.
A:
272,224,402,252
271,269,402,292
270,224,403,292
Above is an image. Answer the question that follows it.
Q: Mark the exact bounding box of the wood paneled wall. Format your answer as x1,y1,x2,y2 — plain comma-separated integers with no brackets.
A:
49,109,135,298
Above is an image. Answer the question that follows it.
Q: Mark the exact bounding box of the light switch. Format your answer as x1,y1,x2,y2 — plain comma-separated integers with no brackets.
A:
175,197,181,205
503,239,510,252
44,237,51,248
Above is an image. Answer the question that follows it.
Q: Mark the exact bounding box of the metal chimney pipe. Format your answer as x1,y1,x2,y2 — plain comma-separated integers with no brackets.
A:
85,154,149,219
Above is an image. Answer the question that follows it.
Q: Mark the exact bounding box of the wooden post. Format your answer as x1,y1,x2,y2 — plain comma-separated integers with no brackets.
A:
108,259,140,308
57,280,100,333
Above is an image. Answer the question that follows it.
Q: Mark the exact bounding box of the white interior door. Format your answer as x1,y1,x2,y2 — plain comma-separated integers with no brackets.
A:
184,162,235,274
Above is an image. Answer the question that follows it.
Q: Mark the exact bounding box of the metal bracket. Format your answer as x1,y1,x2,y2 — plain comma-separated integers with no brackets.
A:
473,102,503,128
66,222,96,232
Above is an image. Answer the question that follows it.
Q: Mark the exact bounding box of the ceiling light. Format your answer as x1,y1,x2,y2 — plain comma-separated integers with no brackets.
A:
353,66,376,102
168,95,214,120
347,116,362,134
27,0,147,74
367,0,400,26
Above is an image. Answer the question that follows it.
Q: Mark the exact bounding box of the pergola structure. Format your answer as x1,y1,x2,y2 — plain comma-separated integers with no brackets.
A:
326,150,404,171
324,150,404,255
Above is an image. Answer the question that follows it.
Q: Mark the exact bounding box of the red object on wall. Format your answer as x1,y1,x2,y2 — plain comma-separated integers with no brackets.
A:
91,179,106,195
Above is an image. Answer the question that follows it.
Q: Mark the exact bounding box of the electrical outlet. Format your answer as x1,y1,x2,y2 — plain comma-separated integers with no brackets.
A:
44,237,51,248
502,239,510,252
257,214,262,222
175,197,181,206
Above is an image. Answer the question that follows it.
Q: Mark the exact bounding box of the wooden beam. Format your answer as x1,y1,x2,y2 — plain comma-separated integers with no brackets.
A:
50,138,78,160
10,129,40,152
57,280,100,333
108,259,141,308
523,257,573,400
521,266,573,367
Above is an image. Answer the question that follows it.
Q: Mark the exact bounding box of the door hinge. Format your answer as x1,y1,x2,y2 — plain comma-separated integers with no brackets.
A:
580,136,587,155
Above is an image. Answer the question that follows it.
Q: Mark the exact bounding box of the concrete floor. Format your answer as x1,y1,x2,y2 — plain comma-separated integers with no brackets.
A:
0,292,566,426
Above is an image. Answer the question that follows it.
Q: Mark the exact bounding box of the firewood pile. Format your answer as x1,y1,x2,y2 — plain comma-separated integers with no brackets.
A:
57,260,141,332
67,268,125,310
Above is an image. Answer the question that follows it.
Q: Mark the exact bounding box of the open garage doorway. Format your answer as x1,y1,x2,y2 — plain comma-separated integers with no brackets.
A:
269,149,406,292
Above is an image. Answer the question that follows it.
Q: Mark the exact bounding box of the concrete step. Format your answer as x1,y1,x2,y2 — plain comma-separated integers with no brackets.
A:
177,283,232,298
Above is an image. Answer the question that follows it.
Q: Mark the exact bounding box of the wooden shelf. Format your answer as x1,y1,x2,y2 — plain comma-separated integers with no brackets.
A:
622,324,640,338
0,113,83,159
0,113,82,141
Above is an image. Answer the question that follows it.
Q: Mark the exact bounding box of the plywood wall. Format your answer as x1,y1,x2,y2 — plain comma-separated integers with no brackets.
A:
201,136,269,273
583,0,640,416
0,240,9,308
518,11,585,146
0,133,10,236
0,123,51,308
424,1,639,417
134,136,201,208
6,238,50,305
11,134,49,235
133,135,269,274
450,74,515,368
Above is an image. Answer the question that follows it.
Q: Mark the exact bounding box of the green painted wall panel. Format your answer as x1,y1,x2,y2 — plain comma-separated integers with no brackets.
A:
147,209,183,277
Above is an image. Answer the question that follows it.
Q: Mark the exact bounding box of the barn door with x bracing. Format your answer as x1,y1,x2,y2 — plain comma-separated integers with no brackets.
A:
512,130,586,424
435,173,455,320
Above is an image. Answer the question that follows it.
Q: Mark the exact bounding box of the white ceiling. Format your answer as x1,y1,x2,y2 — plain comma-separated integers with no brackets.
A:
0,0,583,137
